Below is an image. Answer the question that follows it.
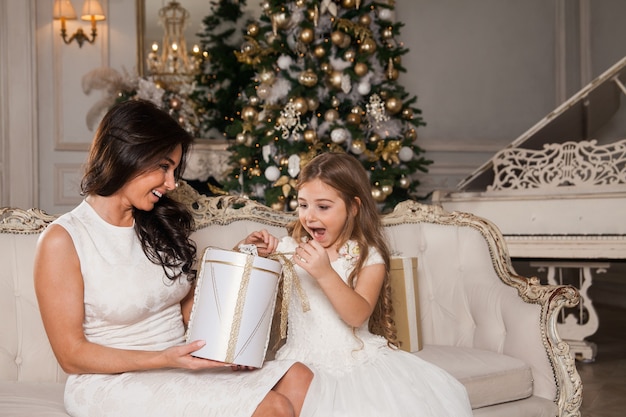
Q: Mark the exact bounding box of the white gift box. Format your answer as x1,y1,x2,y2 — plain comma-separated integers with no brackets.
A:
186,247,283,367
390,257,423,352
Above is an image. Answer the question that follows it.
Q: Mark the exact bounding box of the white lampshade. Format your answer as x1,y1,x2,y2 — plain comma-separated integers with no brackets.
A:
53,0,77,20
81,0,106,22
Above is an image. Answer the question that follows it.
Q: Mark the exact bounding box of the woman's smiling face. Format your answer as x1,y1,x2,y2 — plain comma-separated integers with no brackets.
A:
120,144,182,212
297,178,350,249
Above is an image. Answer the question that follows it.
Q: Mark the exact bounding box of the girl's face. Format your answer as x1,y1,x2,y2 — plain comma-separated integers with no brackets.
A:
120,144,182,211
297,178,351,249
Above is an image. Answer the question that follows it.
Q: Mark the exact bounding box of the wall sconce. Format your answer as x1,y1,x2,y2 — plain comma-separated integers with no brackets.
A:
53,0,106,48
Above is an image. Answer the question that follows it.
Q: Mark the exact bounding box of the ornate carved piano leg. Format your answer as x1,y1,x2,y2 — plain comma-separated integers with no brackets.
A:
531,261,608,362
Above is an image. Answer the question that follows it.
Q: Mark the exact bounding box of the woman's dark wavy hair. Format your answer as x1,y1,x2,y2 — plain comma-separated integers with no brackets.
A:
81,99,196,282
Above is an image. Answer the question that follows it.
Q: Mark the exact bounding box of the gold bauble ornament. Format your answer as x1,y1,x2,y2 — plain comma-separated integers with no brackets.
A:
292,97,308,114
320,62,331,73
350,140,366,155
247,23,260,37
371,186,386,202
307,7,319,24
359,14,371,26
299,27,315,44
328,71,344,89
241,41,255,54
351,106,363,115
394,56,402,65
239,157,251,167
398,176,411,189
272,12,290,30
313,45,326,58
381,27,393,39
385,97,402,114
359,38,377,54
289,199,299,211
369,133,381,144
298,69,318,87
405,128,417,141
346,113,361,125
259,70,276,85
295,0,305,7
324,109,339,122
381,184,394,196
235,132,247,144
271,201,285,211
280,157,289,166
307,97,320,112
256,83,271,99
387,68,399,80
402,108,414,120
343,49,356,62
342,0,356,9
354,62,368,77
250,167,262,176
248,95,260,106
339,35,352,49
241,106,258,121
303,129,317,143
331,96,341,108
331,31,345,46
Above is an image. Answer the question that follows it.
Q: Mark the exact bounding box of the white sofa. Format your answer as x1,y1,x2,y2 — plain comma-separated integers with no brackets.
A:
0,185,583,416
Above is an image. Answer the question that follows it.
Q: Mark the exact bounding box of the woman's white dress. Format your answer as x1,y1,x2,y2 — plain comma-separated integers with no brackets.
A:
54,201,299,417
275,237,473,417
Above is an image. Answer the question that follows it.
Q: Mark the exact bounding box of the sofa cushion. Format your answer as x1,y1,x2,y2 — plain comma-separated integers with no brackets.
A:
0,381,68,416
415,345,533,409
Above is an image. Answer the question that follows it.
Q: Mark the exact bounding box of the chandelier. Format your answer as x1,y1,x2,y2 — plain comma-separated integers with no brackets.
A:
146,1,202,87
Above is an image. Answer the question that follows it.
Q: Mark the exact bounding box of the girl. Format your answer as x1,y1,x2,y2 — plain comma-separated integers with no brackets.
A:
34,100,313,417
242,152,473,416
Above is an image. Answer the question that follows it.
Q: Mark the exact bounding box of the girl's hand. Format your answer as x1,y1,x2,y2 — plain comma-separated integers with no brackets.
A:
238,230,278,257
293,239,333,280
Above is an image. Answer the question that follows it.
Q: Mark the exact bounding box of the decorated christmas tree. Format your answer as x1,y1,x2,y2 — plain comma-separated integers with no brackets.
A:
222,0,430,211
191,0,256,139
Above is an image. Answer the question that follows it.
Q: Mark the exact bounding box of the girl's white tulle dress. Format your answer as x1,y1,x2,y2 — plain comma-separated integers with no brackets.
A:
54,201,301,417
275,237,473,417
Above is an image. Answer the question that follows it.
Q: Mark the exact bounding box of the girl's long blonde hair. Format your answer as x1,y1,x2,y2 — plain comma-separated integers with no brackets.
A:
289,152,398,346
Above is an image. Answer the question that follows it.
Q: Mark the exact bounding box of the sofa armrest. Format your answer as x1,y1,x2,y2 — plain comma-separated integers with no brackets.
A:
382,200,582,417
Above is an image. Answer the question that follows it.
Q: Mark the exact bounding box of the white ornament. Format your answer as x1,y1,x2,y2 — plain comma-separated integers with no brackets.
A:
265,165,281,181
366,94,389,127
262,144,275,163
277,55,293,70
330,128,349,144
399,146,414,162
378,8,395,21
357,81,371,95
278,102,306,139
288,154,301,177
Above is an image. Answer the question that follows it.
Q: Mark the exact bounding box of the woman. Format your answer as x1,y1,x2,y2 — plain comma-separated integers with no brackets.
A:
34,99,313,417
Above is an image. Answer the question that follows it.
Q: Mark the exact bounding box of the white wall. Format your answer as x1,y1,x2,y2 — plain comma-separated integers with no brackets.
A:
2,0,626,213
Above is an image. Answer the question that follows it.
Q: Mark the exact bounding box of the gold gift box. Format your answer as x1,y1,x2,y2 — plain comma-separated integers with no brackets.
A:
390,257,423,352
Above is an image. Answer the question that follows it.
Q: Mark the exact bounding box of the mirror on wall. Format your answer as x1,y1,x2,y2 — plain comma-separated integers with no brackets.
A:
137,0,262,76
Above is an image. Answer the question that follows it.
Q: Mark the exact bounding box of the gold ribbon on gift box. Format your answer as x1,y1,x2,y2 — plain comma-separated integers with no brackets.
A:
223,252,310,363
270,253,311,340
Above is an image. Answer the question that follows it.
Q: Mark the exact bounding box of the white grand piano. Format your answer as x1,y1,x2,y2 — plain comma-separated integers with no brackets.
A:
433,56,626,361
